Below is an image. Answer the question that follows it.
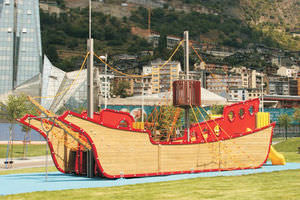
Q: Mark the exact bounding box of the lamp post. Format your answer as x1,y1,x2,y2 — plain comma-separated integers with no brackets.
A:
142,79,145,123
261,74,264,112
100,54,108,109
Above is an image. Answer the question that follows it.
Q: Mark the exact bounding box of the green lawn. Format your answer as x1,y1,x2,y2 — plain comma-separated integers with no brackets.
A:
274,137,300,152
3,169,300,200
0,144,46,158
272,137,285,143
1,139,300,199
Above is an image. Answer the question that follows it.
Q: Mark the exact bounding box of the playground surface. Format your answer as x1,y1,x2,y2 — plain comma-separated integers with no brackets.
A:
1,162,300,196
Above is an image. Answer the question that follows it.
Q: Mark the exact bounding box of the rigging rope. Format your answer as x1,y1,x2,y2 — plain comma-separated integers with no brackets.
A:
191,45,229,83
94,40,184,78
190,105,207,143
33,52,90,99
197,106,258,167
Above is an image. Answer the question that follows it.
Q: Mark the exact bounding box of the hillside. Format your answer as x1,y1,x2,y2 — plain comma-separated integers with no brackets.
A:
40,0,300,71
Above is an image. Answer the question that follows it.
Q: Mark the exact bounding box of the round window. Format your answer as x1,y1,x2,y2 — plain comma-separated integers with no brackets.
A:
239,108,245,119
228,111,235,122
249,106,254,116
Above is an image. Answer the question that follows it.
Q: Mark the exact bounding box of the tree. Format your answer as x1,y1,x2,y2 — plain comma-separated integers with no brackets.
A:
293,108,300,124
0,94,37,164
278,113,292,140
210,105,224,115
112,80,130,98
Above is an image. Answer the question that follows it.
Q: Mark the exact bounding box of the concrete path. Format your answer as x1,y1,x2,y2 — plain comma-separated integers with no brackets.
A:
0,156,54,170
0,141,46,145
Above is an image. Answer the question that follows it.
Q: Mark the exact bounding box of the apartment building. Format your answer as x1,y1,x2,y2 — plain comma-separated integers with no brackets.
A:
113,76,152,97
150,60,181,94
229,88,262,101
206,72,242,97
267,76,289,95
230,67,249,88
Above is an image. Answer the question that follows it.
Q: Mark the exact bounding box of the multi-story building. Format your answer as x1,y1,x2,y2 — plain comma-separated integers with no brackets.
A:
112,75,152,97
229,88,262,101
267,76,289,95
150,60,181,94
206,72,242,97
298,78,300,96
179,70,202,81
166,35,181,49
0,0,42,95
148,33,182,49
277,66,298,78
98,74,114,99
230,67,249,88
148,32,160,48
289,79,298,96
201,63,230,72
0,0,14,94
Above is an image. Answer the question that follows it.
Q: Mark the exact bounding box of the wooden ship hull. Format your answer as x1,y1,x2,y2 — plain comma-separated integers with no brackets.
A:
18,98,274,179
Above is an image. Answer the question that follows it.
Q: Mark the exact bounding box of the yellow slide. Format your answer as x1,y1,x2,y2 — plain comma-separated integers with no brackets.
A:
268,146,286,165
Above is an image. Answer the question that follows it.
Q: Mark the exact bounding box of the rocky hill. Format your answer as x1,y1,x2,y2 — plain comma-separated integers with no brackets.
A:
40,0,300,71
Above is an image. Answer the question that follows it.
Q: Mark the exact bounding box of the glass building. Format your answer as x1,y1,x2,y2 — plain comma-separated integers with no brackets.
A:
41,56,88,113
0,0,86,112
0,0,14,94
0,0,42,95
15,0,42,86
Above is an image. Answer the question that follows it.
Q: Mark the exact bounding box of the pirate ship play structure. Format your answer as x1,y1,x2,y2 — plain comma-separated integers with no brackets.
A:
18,31,284,179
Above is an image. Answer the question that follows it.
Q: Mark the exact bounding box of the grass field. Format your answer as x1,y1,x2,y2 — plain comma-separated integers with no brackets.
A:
3,169,300,200
0,144,46,158
1,138,300,199
274,137,300,152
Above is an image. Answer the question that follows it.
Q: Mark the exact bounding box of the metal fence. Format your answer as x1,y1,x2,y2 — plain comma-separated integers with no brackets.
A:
273,125,300,138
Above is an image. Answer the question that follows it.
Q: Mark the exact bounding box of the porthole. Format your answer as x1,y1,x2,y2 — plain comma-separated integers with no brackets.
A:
249,106,254,116
119,120,128,128
239,108,245,119
228,111,235,122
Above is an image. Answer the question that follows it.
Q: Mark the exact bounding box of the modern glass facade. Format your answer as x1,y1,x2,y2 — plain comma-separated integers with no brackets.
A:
0,0,14,94
41,56,66,109
40,60,88,113
16,0,42,86
0,0,42,95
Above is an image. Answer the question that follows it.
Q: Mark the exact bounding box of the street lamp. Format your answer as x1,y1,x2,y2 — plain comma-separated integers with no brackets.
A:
100,54,108,109
261,74,264,112
142,79,145,123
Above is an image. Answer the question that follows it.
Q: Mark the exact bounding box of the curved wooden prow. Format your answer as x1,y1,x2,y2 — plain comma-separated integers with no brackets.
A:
27,96,92,150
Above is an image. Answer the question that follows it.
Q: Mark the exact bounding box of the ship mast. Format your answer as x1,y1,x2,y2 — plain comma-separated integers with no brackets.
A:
87,0,95,178
87,0,94,118
184,31,190,141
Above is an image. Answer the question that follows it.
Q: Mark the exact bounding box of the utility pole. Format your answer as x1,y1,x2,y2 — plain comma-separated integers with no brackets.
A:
87,0,94,118
184,31,190,142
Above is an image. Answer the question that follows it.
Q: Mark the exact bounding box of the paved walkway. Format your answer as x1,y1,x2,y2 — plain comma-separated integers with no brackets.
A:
0,141,46,145
0,156,53,170
1,163,300,196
